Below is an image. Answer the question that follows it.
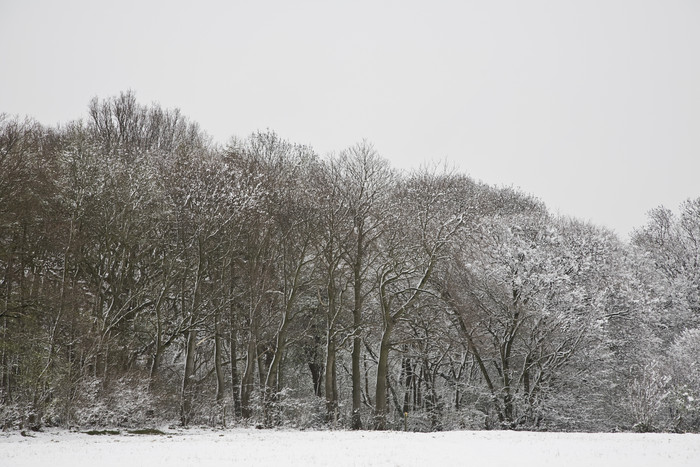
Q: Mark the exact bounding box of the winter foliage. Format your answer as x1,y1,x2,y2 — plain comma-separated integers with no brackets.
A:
1,92,699,432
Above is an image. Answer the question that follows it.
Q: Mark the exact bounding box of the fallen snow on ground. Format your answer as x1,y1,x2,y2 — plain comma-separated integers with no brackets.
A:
2,428,699,467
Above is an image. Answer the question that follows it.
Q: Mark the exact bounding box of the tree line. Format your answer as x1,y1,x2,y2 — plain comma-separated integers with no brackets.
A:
1,92,699,432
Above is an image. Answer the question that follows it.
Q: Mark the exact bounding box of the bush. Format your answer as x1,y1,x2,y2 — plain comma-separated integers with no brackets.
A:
65,373,175,428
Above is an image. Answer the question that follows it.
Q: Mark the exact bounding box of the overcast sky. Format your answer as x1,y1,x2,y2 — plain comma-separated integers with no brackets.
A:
2,0,699,237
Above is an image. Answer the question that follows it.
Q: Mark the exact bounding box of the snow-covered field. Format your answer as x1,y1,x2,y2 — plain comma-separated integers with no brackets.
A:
2,428,699,467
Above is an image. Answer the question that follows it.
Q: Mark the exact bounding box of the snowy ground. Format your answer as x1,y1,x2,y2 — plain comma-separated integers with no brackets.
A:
2,428,699,467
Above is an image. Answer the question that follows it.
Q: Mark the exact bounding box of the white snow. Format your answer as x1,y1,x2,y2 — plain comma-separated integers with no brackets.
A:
1,428,699,467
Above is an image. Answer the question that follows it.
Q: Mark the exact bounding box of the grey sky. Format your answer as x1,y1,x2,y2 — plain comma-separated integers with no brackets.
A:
2,0,699,237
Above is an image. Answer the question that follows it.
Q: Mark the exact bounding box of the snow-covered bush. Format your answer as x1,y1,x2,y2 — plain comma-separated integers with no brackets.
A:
0,403,24,431
67,373,175,428
275,388,326,429
625,361,671,432
666,328,700,432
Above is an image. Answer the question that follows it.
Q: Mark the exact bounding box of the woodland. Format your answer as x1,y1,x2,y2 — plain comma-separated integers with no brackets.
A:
1,92,699,433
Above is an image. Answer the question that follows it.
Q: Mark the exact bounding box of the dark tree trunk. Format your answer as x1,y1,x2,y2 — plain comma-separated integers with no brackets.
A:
230,327,241,417
214,314,226,403
351,237,364,430
374,321,393,430
181,328,197,426
308,359,324,398
240,329,256,419
324,338,337,421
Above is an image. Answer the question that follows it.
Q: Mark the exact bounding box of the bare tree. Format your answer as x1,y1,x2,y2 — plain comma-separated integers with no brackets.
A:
336,143,395,429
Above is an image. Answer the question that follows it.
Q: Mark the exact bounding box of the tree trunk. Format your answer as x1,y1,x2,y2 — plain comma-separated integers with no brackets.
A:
351,241,363,430
228,260,241,417
323,266,338,421
264,313,289,427
374,321,393,430
230,327,241,417
2,249,13,402
308,355,324,398
325,337,338,422
214,313,226,403
150,340,162,384
1,317,8,403
149,285,167,386
181,240,203,426
401,356,415,414
181,328,197,426
240,328,256,419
